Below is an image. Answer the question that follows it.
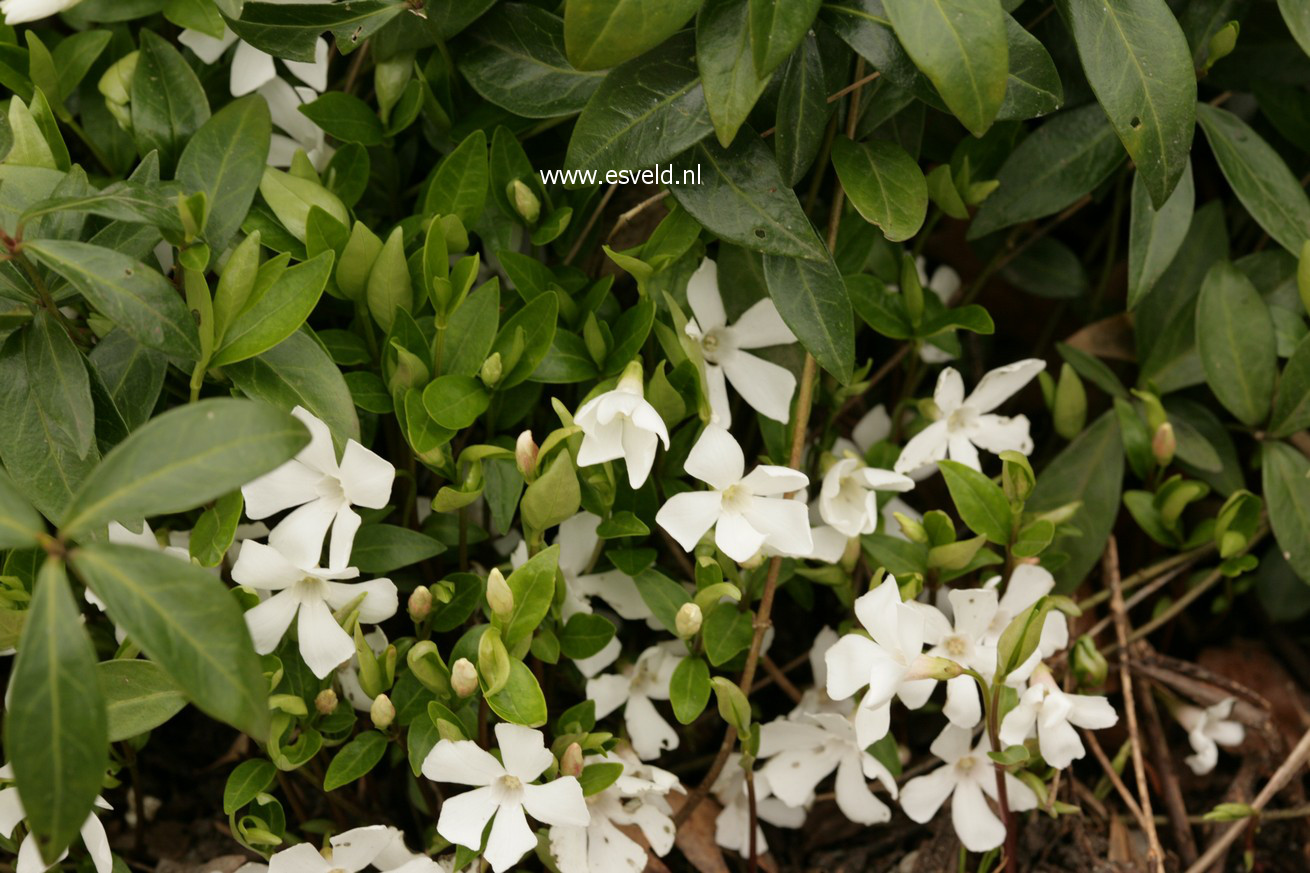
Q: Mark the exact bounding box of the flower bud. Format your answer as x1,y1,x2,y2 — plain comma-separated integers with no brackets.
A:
98,52,139,131
675,602,703,639
1072,635,1109,687
507,179,541,224
515,431,539,480
1152,422,1176,468
617,359,645,395
408,585,432,621
451,658,479,698
1053,363,1087,440
486,567,514,620
479,352,503,389
1204,20,1240,71
560,742,584,779
369,693,395,729
905,654,965,682
314,688,339,715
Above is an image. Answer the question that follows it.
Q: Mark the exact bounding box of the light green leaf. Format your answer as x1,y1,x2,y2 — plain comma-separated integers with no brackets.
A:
323,731,387,790
423,375,491,430
1195,260,1276,427
938,460,1012,545
175,95,272,252
100,659,187,742
521,450,580,534
223,759,277,815
669,655,711,724
0,467,45,549
831,137,927,242
1271,335,1310,438
564,0,702,70
490,293,558,389
485,658,548,726
212,251,333,367
703,604,754,666
1277,0,1310,60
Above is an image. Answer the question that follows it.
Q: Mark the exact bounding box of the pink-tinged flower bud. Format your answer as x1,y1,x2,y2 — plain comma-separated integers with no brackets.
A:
675,602,702,638
1152,422,1176,468
560,742,584,778
451,658,479,698
516,430,539,480
407,586,432,621
314,688,339,715
370,693,395,729
486,568,514,620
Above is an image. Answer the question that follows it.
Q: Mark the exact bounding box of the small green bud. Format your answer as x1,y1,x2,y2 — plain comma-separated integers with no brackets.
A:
98,51,139,111
900,254,924,328
314,688,339,715
675,602,702,639
487,567,514,620
407,640,450,695
369,693,395,729
1204,21,1240,71
1131,389,1168,433
1053,363,1087,440
894,511,929,545
441,214,469,253
1071,635,1109,687
1298,239,1310,318
408,586,432,621
1152,422,1176,468
507,179,541,224
1001,451,1036,504
479,352,503,389
451,657,479,698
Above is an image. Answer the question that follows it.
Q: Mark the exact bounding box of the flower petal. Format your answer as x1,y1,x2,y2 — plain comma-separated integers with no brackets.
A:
296,594,355,678
933,367,965,412
79,814,112,873
242,460,322,519
834,753,890,825
966,359,1044,414
556,513,601,577
495,723,554,782
704,363,732,427
949,588,999,641
326,504,362,572
268,843,331,873
899,766,955,824
285,38,329,91
852,405,892,453
740,465,809,496
683,424,744,490
943,674,982,728
521,778,589,828
328,825,393,873
893,420,950,474
422,739,503,786
624,693,679,760
620,423,660,489
267,497,339,570
339,440,395,508
824,634,879,701
323,578,398,624
178,28,237,65
720,352,795,424
685,259,726,331
585,673,633,719
952,777,1005,852
230,42,277,97
947,434,981,471
484,801,535,873
655,491,722,553
231,538,308,591
244,589,300,654
435,786,499,852
969,413,1033,456
0,787,25,837
929,724,973,763
731,298,795,349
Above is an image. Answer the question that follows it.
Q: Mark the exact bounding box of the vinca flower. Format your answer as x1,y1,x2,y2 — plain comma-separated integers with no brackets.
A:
423,723,589,873
983,563,1070,681
575,362,670,488
587,643,683,760
232,540,398,679
999,664,1118,768
267,826,395,873
656,424,811,563
0,0,82,24
894,359,1045,474
818,455,914,538
1175,698,1245,775
900,725,1038,853
684,258,798,426
920,589,1001,729
0,765,111,873
711,755,804,856
179,0,331,98
242,406,395,571
261,78,334,171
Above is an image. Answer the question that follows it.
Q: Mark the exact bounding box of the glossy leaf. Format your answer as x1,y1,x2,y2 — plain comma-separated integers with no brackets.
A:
100,659,188,742
564,0,702,70
1195,261,1276,427
175,95,272,251
762,251,854,383
748,0,821,78
938,460,1012,545
1128,159,1194,308
131,31,210,174
1263,442,1310,584
1271,335,1310,438
323,731,387,790
211,252,334,367
831,137,927,243
697,0,770,147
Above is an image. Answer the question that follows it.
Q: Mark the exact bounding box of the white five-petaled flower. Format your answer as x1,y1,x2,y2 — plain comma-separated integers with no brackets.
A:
758,710,898,825
655,425,812,563
824,576,939,747
261,78,335,171
999,665,1118,768
266,825,394,873
920,589,1001,729
575,363,670,489
711,755,805,857
548,750,681,873
0,765,112,873
983,563,1070,682
1174,698,1245,775
893,359,1045,475
900,725,1038,853
0,0,81,24
242,406,395,571
422,723,589,873
179,0,331,98
232,540,398,679
587,643,683,760
684,258,798,426
818,455,914,538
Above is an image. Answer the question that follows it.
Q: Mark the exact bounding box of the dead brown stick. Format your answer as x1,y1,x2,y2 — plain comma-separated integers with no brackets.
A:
760,655,804,704
1084,729,1147,826
1139,675,1199,864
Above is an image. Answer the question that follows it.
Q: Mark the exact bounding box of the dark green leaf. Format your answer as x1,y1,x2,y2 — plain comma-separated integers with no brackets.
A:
323,731,387,790
176,96,272,251
1271,335,1310,438
299,93,383,145
938,460,1012,544
1128,159,1194,308
997,13,1062,121
697,0,770,147
351,524,445,573
131,31,210,174
99,659,187,742
1279,0,1310,59
703,604,754,666
762,251,854,383
212,252,333,367
1195,261,1276,427
559,612,616,659
0,467,45,549
831,137,927,242
774,33,830,187
25,311,95,459
633,567,691,633
1262,442,1310,584
564,0,702,70
227,0,406,62
748,0,821,77
441,280,499,377
670,656,711,723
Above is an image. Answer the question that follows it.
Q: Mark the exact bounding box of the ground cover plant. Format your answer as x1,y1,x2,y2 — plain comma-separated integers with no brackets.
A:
1,0,1309,871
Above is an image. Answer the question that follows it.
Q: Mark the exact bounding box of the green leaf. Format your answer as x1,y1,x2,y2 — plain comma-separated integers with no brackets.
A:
633,567,692,633
697,0,770,148
995,596,1057,681
441,280,500,377
87,331,168,433
71,543,271,740
1197,103,1310,257
25,240,200,359
211,251,333,367
1011,518,1055,558
564,32,713,173
60,398,308,538
997,13,1062,121
21,179,186,235
423,130,488,229
749,0,821,77
175,95,272,251
564,0,702,70
671,133,827,261
762,251,854,383
1055,0,1194,207
490,293,558,389
703,604,754,666
1195,261,1276,427
350,524,445,573
6,559,107,864
299,92,383,146
502,545,559,650
188,490,244,568
774,33,831,187
1027,412,1123,592
227,0,406,62
831,137,927,243
559,612,616,659
521,451,580,534
223,759,277,815
25,311,95,459
459,4,605,119
578,762,624,796
423,375,491,430
595,511,649,538
938,460,1012,545
1128,159,1194,308
883,0,1008,137
0,467,45,549
130,30,210,174
1279,0,1310,59
485,658,548,726
323,731,387,790
1272,335,1310,438
534,332,599,383
969,103,1124,239
1262,442,1310,584
99,659,187,742
669,655,711,724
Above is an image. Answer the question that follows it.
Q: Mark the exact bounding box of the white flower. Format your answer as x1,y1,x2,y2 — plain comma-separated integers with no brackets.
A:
999,665,1118,768
548,750,680,873
711,755,805,857
587,643,682,760
422,723,589,873
261,78,335,171
824,576,939,746
242,406,395,571
791,626,849,717
232,540,398,679
0,765,111,873
818,456,914,538
267,826,394,873
0,0,81,24
575,363,670,489
655,425,811,563
759,710,898,825
900,725,1038,853
1175,698,1245,775
894,359,1045,474
179,0,331,98
684,258,798,426
983,563,1070,682
921,589,1001,729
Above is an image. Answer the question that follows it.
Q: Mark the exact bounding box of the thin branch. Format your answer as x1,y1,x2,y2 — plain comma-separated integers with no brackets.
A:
564,183,618,265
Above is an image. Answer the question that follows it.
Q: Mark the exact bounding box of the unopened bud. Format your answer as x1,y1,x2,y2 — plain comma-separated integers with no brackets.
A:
479,352,503,389
508,179,541,224
369,693,395,729
1072,635,1109,687
617,360,645,395
1152,422,1176,468
675,602,703,638
515,431,538,480
408,586,432,621
452,658,479,698
487,568,514,620
905,654,964,682
560,742,583,778
98,51,139,109
1053,363,1087,440
314,688,339,715
1204,21,1240,71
